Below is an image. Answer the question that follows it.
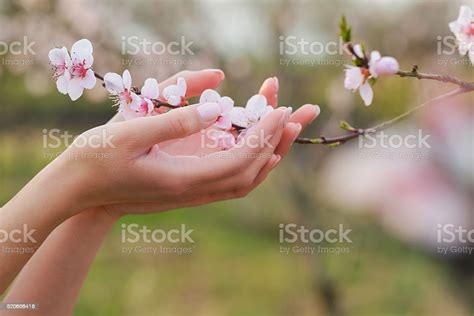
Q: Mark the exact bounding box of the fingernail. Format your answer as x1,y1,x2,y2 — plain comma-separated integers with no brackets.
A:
283,107,292,126
314,105,321,116
292,123,302,142
205,68,225,80
310,105,321,123
270,154,281,168
198,102,221,122
273,77,279,91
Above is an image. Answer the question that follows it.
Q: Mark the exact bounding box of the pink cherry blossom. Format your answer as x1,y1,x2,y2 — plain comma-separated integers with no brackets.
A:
344,66,373,106
229,95,273,128
66,39,97,101
368,51,400,77
199,89,234,129
48,47,71,95
132,78,159,117
163,77,187,106
104,70,142,120
449,5,474,64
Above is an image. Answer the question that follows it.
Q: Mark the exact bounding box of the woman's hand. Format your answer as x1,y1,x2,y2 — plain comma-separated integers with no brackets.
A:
58,99,289,216
63,72,320,217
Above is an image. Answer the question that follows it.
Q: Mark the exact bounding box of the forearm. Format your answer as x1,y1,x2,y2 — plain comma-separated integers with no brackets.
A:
2,207,118,316
0,157,85,294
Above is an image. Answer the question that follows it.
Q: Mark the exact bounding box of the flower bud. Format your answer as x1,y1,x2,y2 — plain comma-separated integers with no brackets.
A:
371,57,399,76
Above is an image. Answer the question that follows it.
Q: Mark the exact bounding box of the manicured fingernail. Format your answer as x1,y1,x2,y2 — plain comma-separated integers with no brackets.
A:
198,102,221,122
314,105,321,116
270,154,281,168
283,107,292,125
309,105,321,123
292,123,302,142
273,77,279,91
205,69,225,80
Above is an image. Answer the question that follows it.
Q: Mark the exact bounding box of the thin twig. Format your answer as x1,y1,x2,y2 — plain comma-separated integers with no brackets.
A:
93,71,185,109
295,87,468,146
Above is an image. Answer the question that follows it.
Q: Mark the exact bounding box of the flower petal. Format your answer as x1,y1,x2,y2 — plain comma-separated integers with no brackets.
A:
344,66,364,91
177,77,187,96
81,69,97,89
104,72,124,94
56,73,70,94
68,78,85,101
199,89,220,104
359,82,373,106
71,39,93,56
163,85,181,106
123,70,132,90
353,44,364,59
219,96,234,113
141,78,159,99
215,113,232,130
229,107,250,128
48,47,68,65
246,94,267,113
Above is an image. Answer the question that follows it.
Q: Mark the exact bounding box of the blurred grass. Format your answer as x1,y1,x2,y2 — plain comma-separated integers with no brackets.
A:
0,130,470,315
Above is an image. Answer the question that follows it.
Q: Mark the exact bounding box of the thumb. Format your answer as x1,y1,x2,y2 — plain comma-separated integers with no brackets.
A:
126,102,222,148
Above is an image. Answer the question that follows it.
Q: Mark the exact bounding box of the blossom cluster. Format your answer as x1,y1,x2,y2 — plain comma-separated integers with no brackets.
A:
49,39,274,149
449,5,474,64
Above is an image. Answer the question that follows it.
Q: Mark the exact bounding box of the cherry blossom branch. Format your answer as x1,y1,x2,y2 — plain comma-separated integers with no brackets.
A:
295,87,468,146
396,66,474,90
93,71,185,109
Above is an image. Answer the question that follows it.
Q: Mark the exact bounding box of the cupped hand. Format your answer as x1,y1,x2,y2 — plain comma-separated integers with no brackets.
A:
64,70,320,217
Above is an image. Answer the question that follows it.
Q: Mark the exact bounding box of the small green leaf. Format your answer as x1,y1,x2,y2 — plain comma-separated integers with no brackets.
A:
311,138,323,144
338,120,356,132
339,15,352,43
329,142,341,148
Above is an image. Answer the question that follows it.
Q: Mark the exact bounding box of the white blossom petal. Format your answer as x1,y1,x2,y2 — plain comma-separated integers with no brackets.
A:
48,47,69,65
163,85,181,106
56,72,70,94
104,72,124,94
141,78,159,99
122,70,132,90
68,78,84,101
219,96,234,113
177,77,187,96
359,82,373,106
344,66,364,91
71,39,93,56
246,94,267,113
353,44,364,58
199,89,221,104
229,107,250,128
82,69,97,89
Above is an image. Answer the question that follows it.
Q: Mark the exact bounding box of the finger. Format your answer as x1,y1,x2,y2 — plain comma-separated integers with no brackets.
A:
258,77,279,107
202,109,289,193
158,69,225,98
121,102,222,148
275,104,320,157
178,108,288,183
251,153,281,187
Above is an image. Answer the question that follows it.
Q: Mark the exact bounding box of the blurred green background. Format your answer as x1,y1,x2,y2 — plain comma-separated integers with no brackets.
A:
0,0,473,315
